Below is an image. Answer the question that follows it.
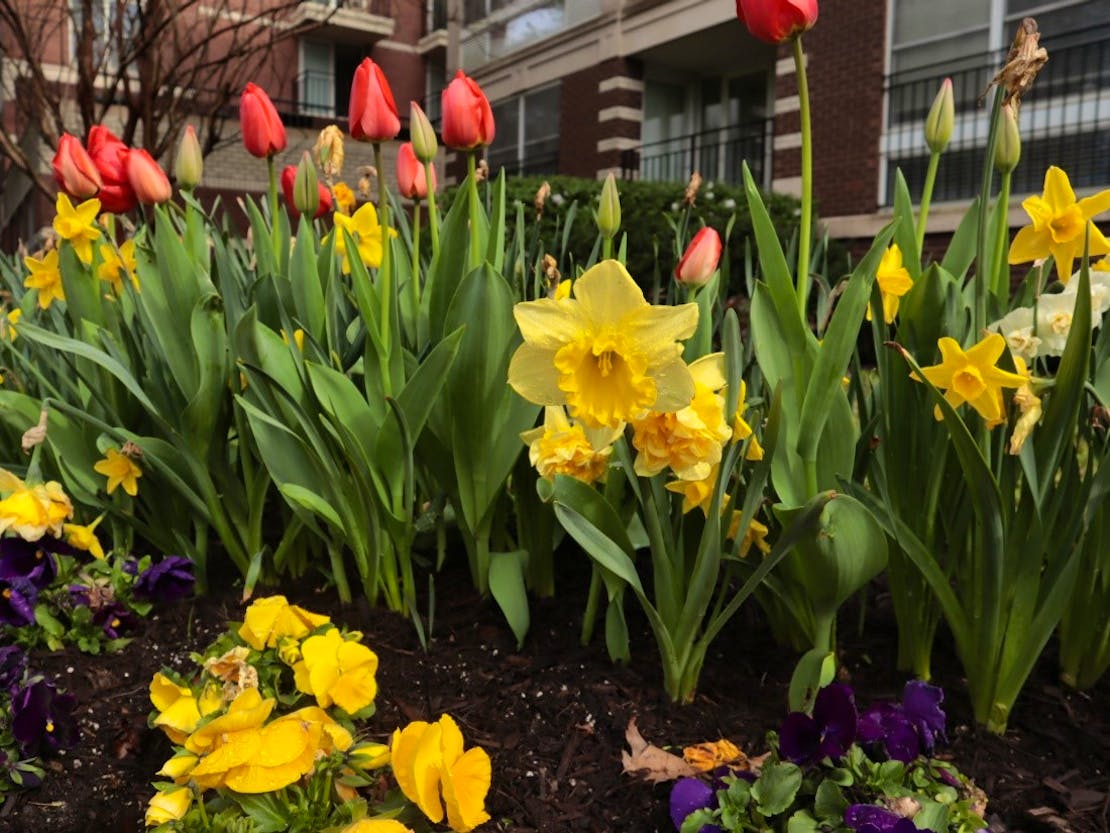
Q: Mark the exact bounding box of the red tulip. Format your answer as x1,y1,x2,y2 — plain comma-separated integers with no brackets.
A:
349,58,401,142
735,0,817,44
280,165,333,219
52,134,102,200
396,143,435,200
675,227,723,287
441,70,495,150
127,149,173,205
86,125,136,214
239,82,287,158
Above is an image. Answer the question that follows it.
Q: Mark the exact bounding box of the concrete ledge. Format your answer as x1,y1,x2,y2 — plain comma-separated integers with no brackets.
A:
598,105,642,122
599,76,644,94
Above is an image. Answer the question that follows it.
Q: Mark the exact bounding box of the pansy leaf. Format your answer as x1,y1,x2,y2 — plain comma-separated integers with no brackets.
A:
751,761,802,816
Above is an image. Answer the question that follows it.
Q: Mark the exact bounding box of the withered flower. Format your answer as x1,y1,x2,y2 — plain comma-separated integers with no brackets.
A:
983,17,1048,106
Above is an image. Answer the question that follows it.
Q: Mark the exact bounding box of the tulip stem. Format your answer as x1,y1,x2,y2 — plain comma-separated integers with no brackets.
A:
467,153,482,271
424,160,441,258
374,142,394,360
916,150,941,255
410,199,422,347
793,35,813,319
267,155,279,249
990,170,1013,302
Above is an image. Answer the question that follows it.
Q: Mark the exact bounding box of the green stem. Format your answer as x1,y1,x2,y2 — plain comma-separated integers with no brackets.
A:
410,199,422,348
602,235,613,261
424,160,441,258
374,142,393,359
467,153,481,271
793,35,813,317
267,155,279,251
975,89,1005,338
916,151,941,255
803,457,818,499
581,564,602,646
990,170,1012,302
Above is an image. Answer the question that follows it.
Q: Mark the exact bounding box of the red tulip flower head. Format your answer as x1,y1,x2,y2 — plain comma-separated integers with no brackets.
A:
86,125,136,214
675,227,723,287
396,142,435,200
280,165,333,219
736,0,818,44
52,134,102,200
127,149,173,205
441,70,495,150
239,82,287,158
349,58,401,142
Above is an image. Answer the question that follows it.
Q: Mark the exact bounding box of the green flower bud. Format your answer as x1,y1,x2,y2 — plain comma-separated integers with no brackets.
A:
995,103,1021,174
924,77,954,154
409,101,438,164
294,151,320,217
174,125,203,191
597,172,621,240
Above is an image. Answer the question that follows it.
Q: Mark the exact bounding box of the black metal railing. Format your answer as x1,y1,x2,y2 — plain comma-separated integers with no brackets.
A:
884,23,1110,205
488,149,560,177
428,0,447,31
620,119,771,186
303,0,394,16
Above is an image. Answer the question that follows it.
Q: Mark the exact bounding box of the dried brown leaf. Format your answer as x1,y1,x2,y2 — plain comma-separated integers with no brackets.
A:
621,717,696,783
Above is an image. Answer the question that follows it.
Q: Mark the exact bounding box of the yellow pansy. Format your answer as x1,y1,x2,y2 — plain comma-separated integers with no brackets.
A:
94,447,142,496
150,672,205,744
915,334,1027,425
632,353,732,481
24,249,65,310
519,406,621,485
0,468,73,541
156,751,199,781
53,193,102,265
390,714,491,833
144,786,192,826
333,181,356,214
184,686,274,755
339,820,415,833
293,626,379,714
63,514,105,559
348,741,391,771
1008,166,1110,284
238,594,330,651
868,244,914,324
508,259,698,428
329,202,395,273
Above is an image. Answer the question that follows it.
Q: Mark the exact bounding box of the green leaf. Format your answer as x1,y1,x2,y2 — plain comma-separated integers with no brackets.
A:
34,605,65,637
290,217,326,339
940,198,981,282
233,792,291,833
787,649,836,712
279,483,345,531
813,780,848,820
489,549,530,648
751,761,802,816
787,810,820,833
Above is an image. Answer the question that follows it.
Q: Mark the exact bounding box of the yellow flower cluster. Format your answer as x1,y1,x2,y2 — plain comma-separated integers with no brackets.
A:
0,467,73,541
391,714,492,833
520,406,621,485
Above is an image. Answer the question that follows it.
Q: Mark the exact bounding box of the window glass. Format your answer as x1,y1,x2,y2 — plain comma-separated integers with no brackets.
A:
300,41,333,116
487,98,520,172
892,0,990,44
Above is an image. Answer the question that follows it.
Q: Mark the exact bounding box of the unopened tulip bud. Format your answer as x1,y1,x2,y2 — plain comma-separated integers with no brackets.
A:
597,172,621,240
239,82,287,158
409,101,438,163
675,227,723,287
995,103,1021,174
294,152,320,217
441,70,495,150
924,78,954,154
127,148,173,205
175,125,203,191
314,125,345,181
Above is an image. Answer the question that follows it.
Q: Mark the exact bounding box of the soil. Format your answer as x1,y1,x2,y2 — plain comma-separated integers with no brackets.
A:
1,558,1107,833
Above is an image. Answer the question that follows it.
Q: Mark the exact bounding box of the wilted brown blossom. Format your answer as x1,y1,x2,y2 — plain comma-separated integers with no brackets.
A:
983,17,1048,106
314,125,345,181
684,171,703,206
534,181,551,219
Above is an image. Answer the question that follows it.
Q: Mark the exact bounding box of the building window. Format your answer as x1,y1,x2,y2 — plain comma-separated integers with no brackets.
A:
460,0,601,66
487,84,560,175
298,41,363,118
883,0,1110,205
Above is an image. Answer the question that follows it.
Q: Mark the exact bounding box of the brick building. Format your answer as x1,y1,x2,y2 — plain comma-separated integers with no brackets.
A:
3,0,1109,242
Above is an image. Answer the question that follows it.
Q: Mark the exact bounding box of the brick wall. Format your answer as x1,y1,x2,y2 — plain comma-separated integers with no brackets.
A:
558,57,643,178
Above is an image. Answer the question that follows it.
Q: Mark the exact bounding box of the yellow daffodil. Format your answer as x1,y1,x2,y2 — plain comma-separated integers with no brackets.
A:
238,594,330,650
63,513,105,559
632,353,732,481
144,786,192,826
868,244,914,324
553,278,572,300
1008,356,1043,455
665,469,717,515
728,513,772,557
390,714,491,833
24,249,65,310
0,468,73,541
98,239,138,294
731,379,763,461
280,328,305,351
508,259,698,429
915,334,1027,425
293,626,379,714
329,202,395,273
2,308,21,342
53,193,102,265
1008,166,1110,284
94,447,142,496
339,820,416,833
519,406,621,485
333,181,356,214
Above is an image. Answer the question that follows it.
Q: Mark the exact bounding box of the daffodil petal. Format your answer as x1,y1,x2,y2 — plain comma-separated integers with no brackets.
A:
1078,189,1110,221
508,343,564,404
1009,225,1051,265
1043,166,1077,214
649,355,697,412
513,298,584,348
572,261,648,324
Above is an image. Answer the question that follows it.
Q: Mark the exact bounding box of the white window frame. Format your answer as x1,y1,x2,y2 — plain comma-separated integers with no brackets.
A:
68,0,142,77
298,39,335,118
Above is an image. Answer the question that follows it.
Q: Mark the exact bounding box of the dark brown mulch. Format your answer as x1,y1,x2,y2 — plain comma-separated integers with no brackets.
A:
1,558,1107,833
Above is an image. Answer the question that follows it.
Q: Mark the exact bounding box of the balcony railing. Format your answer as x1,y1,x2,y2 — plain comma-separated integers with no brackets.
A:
620,119,772,187
883,23,1110,206
427,0,447,31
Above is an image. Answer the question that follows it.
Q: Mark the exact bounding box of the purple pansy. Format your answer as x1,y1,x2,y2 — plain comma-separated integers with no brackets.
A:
670,777,722,833
0,537,58,590
779,683,858,764
858,681,946,761
133,555,195,603
10,677,79,756
0,644,27,690
0,577,38,627
92,602,138,639
844,804,919,833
